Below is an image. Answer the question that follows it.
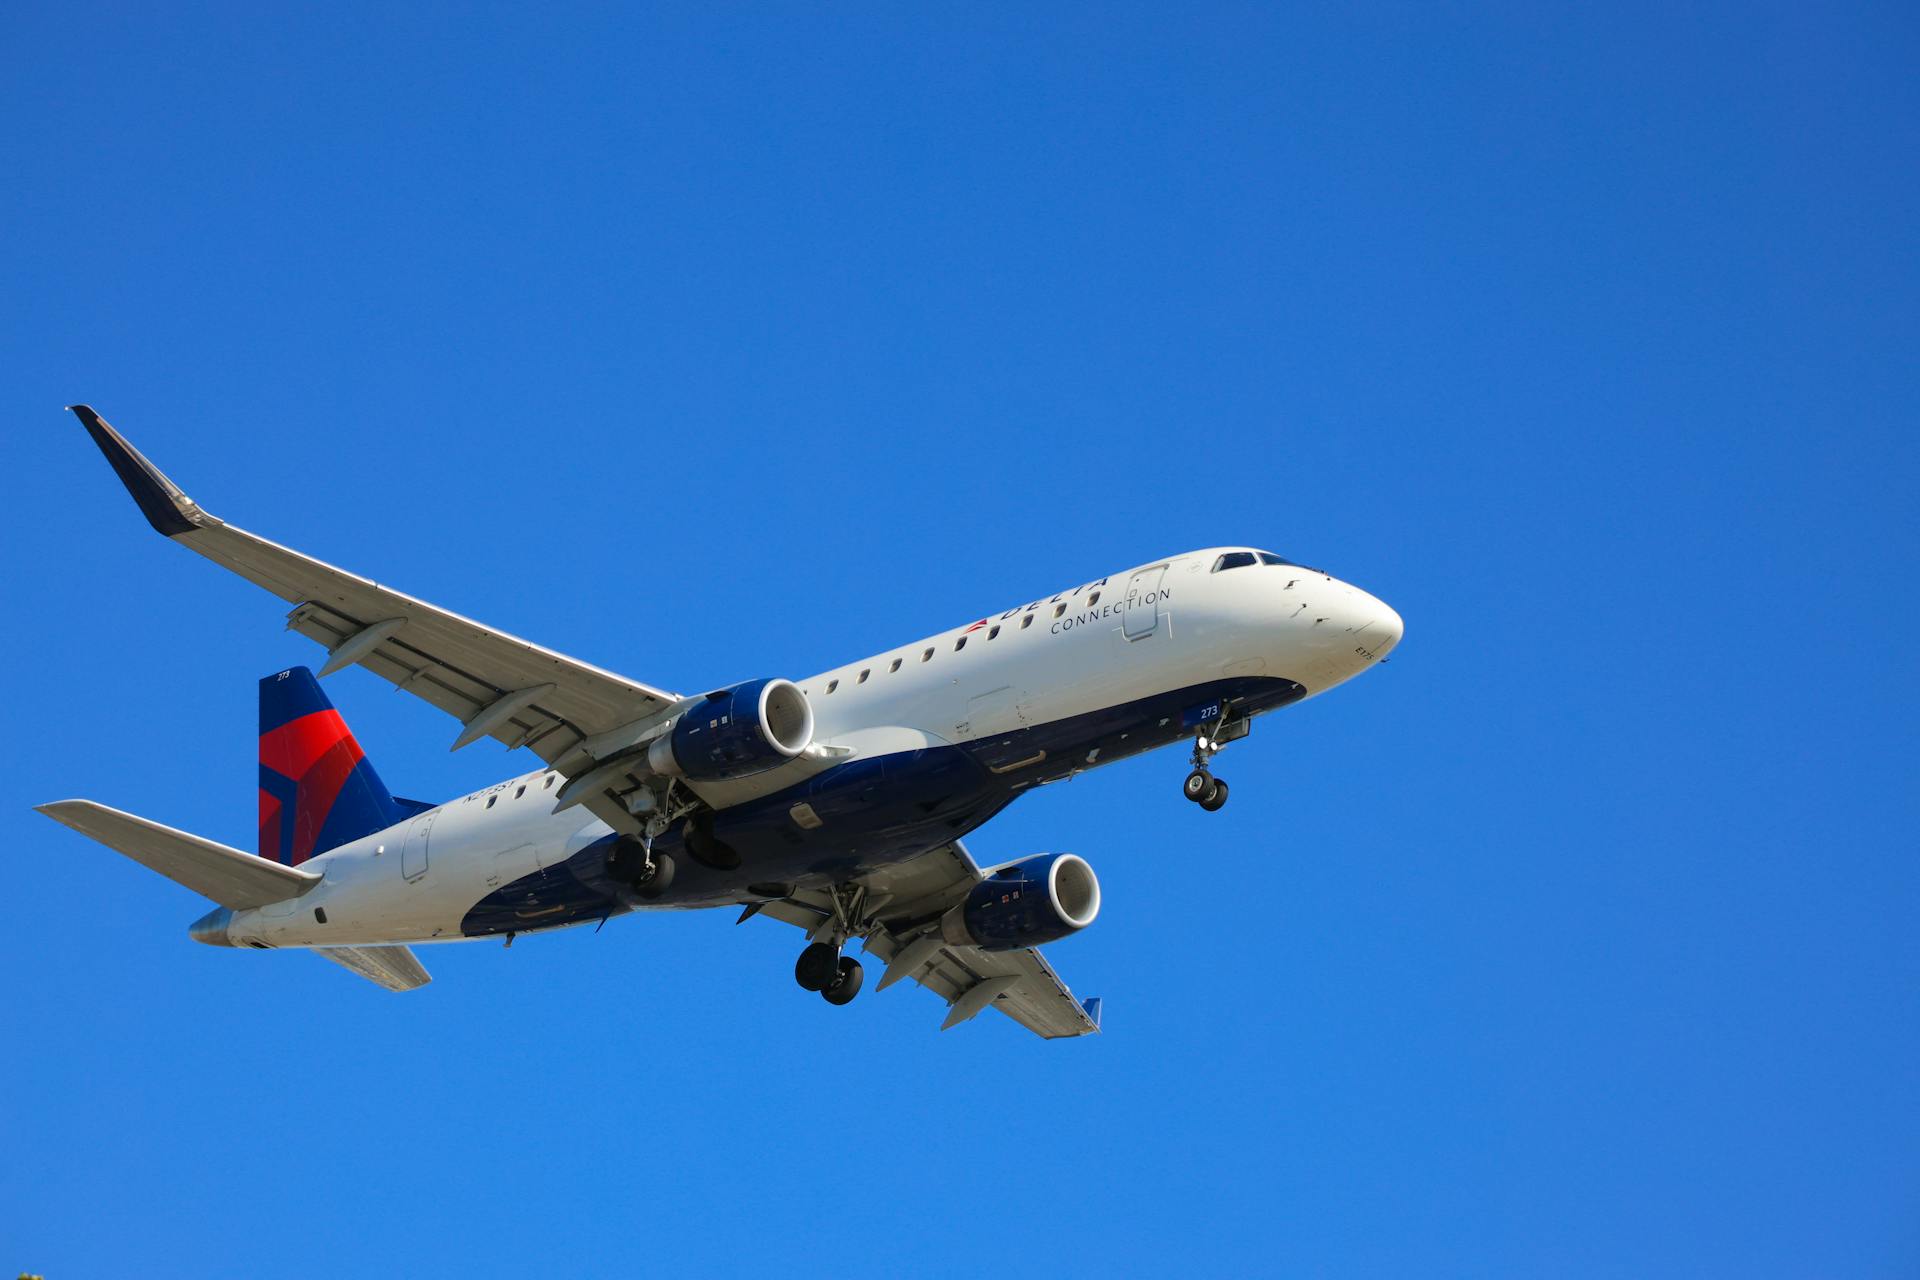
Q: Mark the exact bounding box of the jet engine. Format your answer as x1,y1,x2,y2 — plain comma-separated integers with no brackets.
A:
646,678,814,782
940,853,1102,950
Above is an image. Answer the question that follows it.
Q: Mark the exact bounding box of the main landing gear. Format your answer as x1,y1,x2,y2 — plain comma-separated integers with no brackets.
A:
794,942,864,1006
792,883,869,1007
605,834,676,899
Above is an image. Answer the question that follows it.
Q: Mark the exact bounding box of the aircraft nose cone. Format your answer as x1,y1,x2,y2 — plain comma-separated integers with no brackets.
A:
1368,597,1404,658
188,905,233,947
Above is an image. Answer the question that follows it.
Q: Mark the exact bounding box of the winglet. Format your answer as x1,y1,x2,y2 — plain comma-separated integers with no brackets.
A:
67,404,207,537
1080,996,1102,1031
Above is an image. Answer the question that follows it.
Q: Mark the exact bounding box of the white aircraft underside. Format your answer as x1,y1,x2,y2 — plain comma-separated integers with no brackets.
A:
39,407,1402,1038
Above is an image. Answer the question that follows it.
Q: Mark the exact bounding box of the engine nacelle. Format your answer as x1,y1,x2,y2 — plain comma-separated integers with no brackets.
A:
646,678,814,782
940,852,1101,951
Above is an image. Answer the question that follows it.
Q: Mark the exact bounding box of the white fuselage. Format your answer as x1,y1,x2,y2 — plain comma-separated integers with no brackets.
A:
217,549,1400,950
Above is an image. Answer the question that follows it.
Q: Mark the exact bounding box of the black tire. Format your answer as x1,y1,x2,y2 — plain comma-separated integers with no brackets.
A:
683,816,743,870
1183,769,1213,802
608,837,674,894
635,851,676,898
1199,778,1229,812
822,956,864,1006
795,942,840,991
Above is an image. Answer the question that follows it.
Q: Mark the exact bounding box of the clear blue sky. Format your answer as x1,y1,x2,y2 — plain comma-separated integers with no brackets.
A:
4,4,1915,1276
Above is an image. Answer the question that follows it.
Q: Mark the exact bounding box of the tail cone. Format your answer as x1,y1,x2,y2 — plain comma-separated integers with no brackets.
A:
189,906,233,946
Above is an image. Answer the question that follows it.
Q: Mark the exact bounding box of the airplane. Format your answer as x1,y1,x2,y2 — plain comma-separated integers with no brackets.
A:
37,406,1403,1038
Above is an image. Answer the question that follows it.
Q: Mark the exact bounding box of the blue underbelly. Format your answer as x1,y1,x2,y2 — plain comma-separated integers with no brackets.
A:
458,673,1305,937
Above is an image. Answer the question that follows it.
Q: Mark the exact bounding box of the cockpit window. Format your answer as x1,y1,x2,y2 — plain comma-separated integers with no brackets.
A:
1211,551,1258,572
1257,552,1294,566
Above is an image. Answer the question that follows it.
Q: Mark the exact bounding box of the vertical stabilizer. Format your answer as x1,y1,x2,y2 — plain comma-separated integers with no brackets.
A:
258,668,407,865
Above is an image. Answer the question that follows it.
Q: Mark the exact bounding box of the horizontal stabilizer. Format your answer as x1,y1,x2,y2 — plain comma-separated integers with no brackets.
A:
36,799,319,909
314,945,431,992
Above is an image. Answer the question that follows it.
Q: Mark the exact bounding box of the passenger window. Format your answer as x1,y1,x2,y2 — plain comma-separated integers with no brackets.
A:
515,785,525,799
1212,551,1258,572
890,658,902,673
988,625,1000,640
1088,591,1100,605
858,669,870,684
544,775,555,789
955,636,968,652
486,795,496,809
922,648,934,663
1021,615,1034,630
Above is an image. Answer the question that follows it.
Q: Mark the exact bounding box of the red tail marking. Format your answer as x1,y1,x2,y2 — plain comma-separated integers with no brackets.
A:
258,788,282,863
260,709,358,780
290,737,367,865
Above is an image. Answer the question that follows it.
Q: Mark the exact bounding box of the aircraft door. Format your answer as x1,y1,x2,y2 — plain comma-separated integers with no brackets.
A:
1122,565,1168,641
401,812,434,881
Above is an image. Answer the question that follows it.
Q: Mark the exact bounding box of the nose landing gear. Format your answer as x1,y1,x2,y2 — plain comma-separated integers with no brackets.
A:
1185,768,1229,811
1183,713,1243,812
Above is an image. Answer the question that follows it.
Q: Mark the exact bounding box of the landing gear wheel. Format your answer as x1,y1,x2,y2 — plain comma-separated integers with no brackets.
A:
1183,769,1214,803
608,837,676,897
633,851,676,898
821,956,864,1006
1199,778,1229,812
683,815,742,871
795,942,840,992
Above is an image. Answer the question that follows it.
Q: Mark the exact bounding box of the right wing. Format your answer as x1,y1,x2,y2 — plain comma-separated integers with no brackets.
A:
759,839,1103,1039
70,406,687,832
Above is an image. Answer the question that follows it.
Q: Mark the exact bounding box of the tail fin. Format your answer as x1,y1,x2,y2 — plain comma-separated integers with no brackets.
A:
258,667,407,865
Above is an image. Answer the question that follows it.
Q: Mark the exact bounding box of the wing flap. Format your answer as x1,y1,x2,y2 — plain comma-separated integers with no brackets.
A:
36,799,320,910
862,928,1102,1039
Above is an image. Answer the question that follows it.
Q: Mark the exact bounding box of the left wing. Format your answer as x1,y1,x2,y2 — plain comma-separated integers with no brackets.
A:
70,406,686,832
758,840,1103,1039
